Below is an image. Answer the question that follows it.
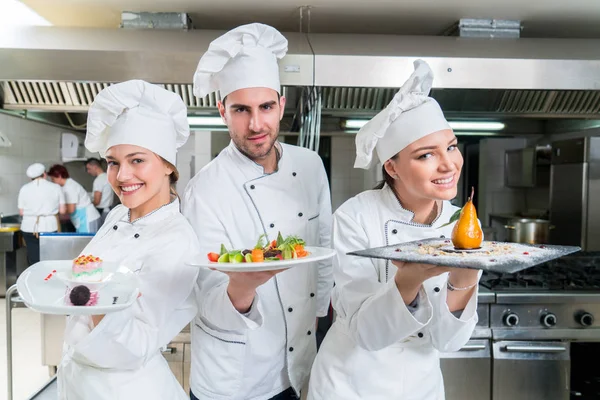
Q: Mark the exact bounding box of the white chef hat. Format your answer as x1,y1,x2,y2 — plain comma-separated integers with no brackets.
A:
26,163,45,179
85,80,189,166
354,59,451,169
193,23,288,99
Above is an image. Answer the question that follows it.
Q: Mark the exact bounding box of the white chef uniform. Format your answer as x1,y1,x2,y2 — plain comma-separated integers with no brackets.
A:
58,80,200,400
93,172,114,217
18,163,65,234
184,23,334,400
308,60,481,400
62,177,101,233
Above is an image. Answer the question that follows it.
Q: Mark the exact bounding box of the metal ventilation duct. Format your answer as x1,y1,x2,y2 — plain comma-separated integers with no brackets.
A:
2,26,600,119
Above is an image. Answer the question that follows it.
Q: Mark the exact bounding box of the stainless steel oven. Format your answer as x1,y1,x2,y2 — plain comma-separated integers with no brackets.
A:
440,290,494,400
481,257,600,400
492,340,570,400
489,292,600,400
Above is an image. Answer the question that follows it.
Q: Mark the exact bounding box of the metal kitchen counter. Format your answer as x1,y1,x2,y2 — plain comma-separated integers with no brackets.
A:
0,228,27,297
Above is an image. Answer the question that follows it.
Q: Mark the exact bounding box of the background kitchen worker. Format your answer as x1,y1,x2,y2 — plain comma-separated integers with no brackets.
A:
18,163,66,265
48,164,101,233
85,157,114,225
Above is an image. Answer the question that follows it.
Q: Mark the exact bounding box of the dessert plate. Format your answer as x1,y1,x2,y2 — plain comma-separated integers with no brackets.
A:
347,238,581,274
17,260,140,315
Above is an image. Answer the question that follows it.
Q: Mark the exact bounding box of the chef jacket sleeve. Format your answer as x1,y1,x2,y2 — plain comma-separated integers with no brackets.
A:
331,209,434,351
72,232,200,369
92,176,102,193
58,185,66,205
182,181,264,332
315,161,334,317
424,271,481,353
17,187,25,209
63,182,78,205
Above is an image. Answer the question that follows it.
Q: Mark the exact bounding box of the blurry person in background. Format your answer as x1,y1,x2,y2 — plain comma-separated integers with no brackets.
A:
48,164,101,233
18,163,66,265
86,157,114,225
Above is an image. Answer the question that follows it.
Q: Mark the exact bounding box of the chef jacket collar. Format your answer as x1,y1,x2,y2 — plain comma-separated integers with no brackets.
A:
228,140,284,177
119,198,181,227
381,183,446,227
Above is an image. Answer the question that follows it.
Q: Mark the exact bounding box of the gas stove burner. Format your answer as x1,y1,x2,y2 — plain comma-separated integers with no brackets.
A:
480,263,600,291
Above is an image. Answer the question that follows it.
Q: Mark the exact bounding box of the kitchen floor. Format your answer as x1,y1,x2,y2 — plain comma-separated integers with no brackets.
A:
0,299,311,400
0,298,53,400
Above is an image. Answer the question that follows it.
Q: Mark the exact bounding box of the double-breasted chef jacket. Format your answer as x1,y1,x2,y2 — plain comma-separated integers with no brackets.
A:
58,199,200,400
182,141,333,400
308,184,480,400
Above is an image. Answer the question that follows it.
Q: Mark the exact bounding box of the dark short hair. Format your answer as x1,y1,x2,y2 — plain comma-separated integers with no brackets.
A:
47,164,70,179
222,92,281,108
85,158,103,169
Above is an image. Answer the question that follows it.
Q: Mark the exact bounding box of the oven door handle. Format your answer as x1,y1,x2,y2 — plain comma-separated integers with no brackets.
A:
460,344,487,351
504,345,568,353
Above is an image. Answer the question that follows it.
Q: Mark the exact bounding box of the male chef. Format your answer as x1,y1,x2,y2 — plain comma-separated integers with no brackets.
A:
182,23,333,400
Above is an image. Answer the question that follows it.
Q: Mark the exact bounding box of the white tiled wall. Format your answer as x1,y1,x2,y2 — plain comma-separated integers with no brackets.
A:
0,114,78,215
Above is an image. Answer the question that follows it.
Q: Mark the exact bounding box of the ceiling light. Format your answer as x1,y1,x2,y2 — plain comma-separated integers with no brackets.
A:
449,121,505,131
454,131,498,137
343,119,370,130
343,119,505,131
0,0,52,27
187,116,226,127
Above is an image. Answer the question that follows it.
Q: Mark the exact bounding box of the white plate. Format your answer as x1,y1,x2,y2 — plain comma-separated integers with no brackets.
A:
186,246,336,272
17,260,140,316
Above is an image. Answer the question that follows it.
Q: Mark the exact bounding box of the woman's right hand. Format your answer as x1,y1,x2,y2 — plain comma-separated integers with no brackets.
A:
392,261,450,305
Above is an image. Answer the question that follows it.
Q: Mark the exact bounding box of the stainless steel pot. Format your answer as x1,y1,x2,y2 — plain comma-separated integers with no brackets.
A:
504,218,555,244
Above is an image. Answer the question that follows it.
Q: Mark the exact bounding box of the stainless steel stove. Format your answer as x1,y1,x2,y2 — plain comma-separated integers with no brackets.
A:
480,257,600,400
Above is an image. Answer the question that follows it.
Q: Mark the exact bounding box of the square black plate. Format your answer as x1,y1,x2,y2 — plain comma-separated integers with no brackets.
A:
347,238,581,274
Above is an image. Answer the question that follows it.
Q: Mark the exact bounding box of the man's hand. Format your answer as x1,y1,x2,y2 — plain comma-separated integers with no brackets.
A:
221,269,288,313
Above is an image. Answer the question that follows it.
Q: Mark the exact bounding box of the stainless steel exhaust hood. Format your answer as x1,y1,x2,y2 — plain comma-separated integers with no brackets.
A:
0,26,313,85
309,33,600,118
308,33,600,90
1,26,600,118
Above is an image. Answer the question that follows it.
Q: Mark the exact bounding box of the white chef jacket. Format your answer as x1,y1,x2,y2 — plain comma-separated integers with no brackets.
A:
58,199,200,400
182,141,333,400
92,173,114,210
18,178,65,233
308,184,480,400
62,178,101,232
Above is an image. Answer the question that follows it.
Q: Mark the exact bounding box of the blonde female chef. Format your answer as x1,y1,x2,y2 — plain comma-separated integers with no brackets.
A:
57,80,200,400
308,60,481,400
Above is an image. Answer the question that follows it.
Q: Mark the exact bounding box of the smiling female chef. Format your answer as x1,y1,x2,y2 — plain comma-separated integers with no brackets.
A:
57,80,199,400
308,60,481,400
